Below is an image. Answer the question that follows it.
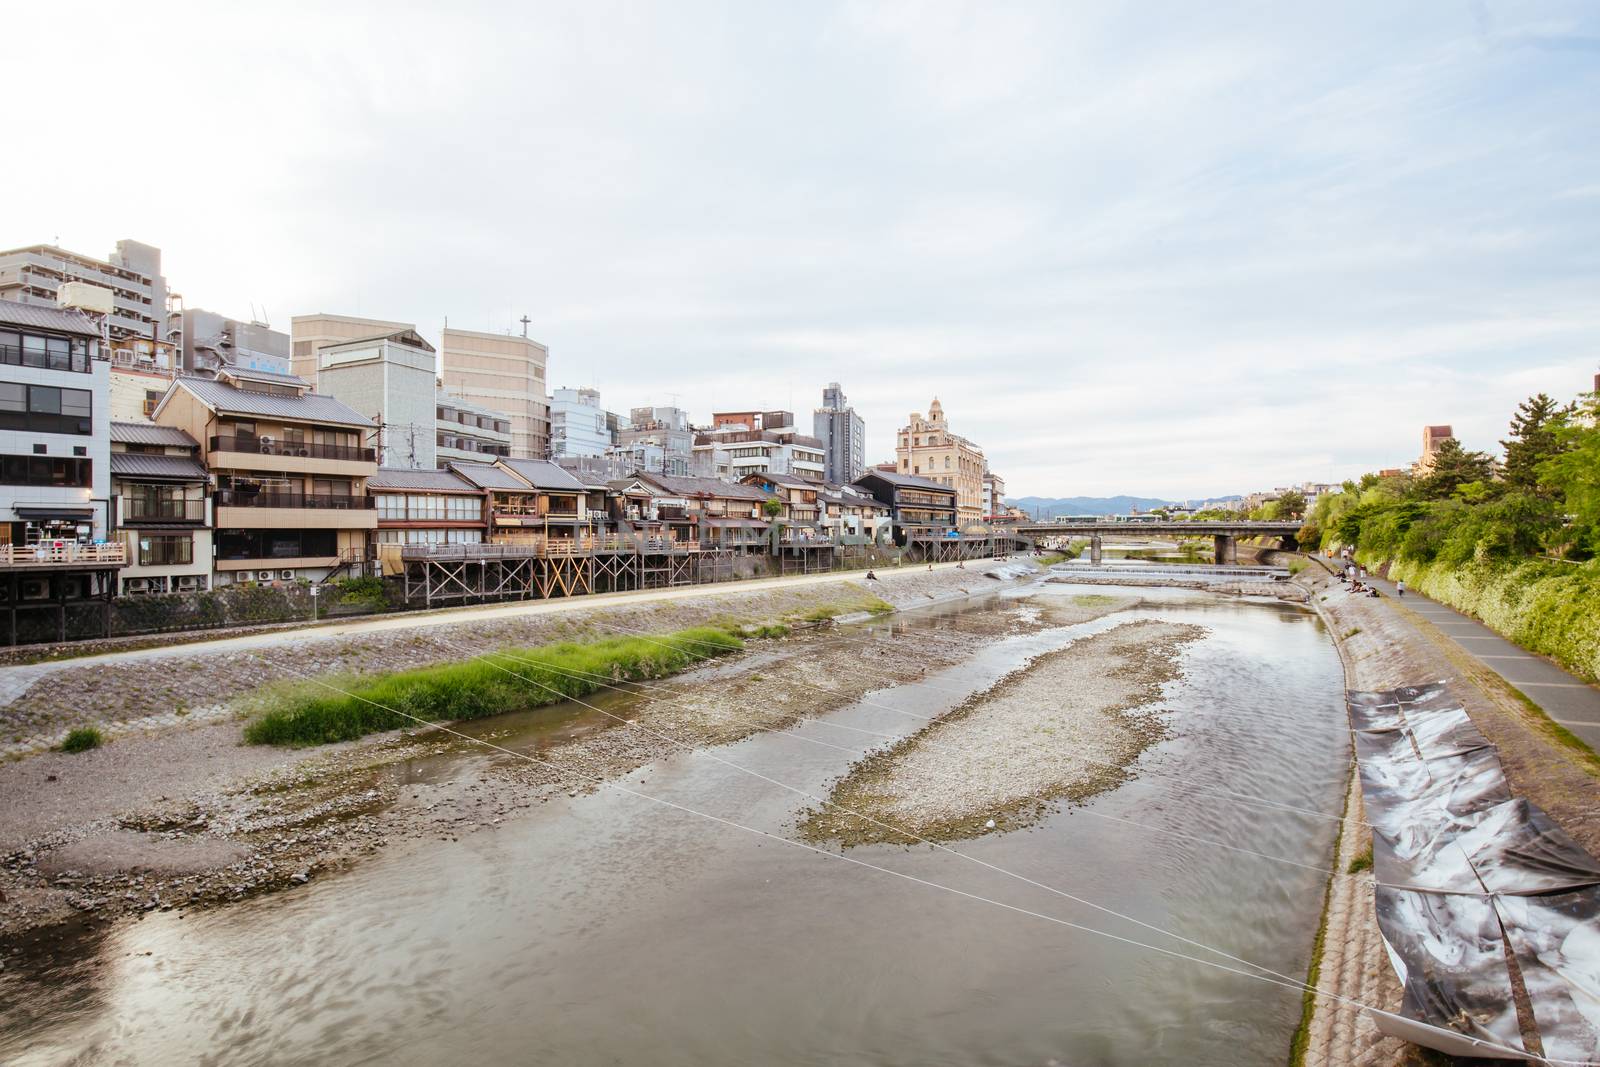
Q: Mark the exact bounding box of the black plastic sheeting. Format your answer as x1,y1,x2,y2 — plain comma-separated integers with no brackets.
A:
1347,683,1600,1062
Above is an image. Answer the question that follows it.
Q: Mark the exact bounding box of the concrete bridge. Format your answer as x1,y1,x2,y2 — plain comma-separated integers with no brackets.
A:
1008,520,1303,565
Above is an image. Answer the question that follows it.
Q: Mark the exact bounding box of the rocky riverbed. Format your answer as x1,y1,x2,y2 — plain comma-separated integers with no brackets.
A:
0,563,1081,940
798,619,1206,846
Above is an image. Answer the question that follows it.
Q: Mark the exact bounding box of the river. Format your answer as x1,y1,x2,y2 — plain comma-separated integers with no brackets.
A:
1,580,1349,1066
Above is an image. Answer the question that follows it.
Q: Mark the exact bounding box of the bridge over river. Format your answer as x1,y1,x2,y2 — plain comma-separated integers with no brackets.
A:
1008,520,1303,564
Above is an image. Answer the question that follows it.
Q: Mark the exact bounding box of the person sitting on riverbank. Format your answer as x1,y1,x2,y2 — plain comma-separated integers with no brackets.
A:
1368,586,1380,598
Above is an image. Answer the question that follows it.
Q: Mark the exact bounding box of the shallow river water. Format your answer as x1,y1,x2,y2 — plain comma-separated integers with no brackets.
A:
2,581,1349,1066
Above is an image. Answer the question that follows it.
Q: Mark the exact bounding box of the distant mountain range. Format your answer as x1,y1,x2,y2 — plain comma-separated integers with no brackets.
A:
1006,495,1241,517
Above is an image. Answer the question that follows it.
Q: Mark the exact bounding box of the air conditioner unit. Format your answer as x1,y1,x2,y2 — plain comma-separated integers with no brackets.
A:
125,577,149,594
175,575,202,591
20,578,48,600
279,569,295,580
258,436,274,453
236,571,257,583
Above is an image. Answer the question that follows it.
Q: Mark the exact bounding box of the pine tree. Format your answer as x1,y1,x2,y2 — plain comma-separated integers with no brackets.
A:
1418,438,1495,500
1500,393,1570,493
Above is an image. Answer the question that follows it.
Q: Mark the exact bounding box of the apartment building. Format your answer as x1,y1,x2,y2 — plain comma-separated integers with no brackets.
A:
316,328,439,468
440,327,550,459
618,405,692,475
1415,424,1454,475
176,309,290,376
692,419,825,482
981,471,1006,520
152,368,378,585
895,398,986,525
0,299,124,641
814,382,866,484
740,472,820,524
289,313,413,388
819,483,891,541
549,387,612,458
0,240,169,347
109,422,211,595
436,393,513,467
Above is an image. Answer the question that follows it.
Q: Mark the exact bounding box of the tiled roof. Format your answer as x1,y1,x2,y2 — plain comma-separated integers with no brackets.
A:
109,452,208,481
855,470,956,494
110,421,196,448
0,298,101,338
498,458,587,491
638,474,774,501
448,461,528,490
167,376,375,428
218,366,310,388
368,467,480,492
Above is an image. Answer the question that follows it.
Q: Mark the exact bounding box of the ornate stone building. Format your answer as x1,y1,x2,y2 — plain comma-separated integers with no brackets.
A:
894,398,986,525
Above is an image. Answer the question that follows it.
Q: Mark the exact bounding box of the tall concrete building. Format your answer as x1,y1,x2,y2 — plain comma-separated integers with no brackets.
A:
814,381,865,484
177,309,290,377
289,313,414,387
895,398,986,525
618,406,691,475
1415,424,1454,475
549,387,611,458
440,327,550,460
316,328,439,469
0,240,169,348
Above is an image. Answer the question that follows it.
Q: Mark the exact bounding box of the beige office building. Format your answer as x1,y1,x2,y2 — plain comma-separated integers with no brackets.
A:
440,327,550,459
894,398,987,526
289,313,414,387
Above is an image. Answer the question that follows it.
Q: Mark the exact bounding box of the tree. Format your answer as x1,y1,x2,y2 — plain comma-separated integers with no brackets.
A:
1276,489,1307,520
1500,393,1571,494
761,498,784,518
1541,391,1600,556
1416,438,1495,500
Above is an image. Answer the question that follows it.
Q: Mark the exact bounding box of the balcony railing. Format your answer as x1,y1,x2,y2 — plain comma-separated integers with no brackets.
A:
123,499,206,523
210,436,376,463
215,490,374,510
0,542,127,568
0,343,91,373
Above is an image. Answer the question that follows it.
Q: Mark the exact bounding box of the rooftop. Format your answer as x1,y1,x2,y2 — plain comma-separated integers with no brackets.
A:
368,467,481,492
163,376,376,428
0,297,102,338
110,421,197,448
109,452,208,481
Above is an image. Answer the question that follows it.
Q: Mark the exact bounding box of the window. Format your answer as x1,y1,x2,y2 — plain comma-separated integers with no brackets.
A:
138,534,193,567
0,385,91,435
143,390,163,417
0,455,92,487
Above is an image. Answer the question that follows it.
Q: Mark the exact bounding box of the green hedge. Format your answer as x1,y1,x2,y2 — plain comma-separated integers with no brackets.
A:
1386,557,1600,683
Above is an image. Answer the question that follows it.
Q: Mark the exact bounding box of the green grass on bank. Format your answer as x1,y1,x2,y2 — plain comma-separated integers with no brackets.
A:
243,626,745,747
60,726,104,753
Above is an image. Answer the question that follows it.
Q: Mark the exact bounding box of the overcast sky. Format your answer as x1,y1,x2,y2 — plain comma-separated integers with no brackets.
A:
13,2,1600,500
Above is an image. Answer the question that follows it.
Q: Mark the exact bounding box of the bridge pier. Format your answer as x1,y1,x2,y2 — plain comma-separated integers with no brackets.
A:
1089,534,1103,565
1213,534,1237,565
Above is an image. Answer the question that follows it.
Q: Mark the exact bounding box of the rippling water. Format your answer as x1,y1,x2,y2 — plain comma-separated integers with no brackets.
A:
0,584,1348,1066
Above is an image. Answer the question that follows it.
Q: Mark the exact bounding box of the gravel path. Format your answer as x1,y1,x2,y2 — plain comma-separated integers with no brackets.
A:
801,619,1206,845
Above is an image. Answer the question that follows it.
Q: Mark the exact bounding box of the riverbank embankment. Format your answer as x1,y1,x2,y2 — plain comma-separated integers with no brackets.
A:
1291,557,1600,1067
0,561,1057,938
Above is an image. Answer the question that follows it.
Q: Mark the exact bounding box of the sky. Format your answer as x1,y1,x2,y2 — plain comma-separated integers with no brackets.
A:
10,1,1600,500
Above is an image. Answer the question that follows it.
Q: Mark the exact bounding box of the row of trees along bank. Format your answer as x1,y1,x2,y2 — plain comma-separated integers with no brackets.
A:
1301,389,1600,683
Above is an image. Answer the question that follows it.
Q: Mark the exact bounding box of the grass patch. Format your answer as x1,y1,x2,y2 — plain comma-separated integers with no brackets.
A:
790,594,894,623
1347,844,1373,874
1343,627,1361,639
60,726,104,753
1287,559,1308,575
1288,765,1350,1067
1071,594,1122,608
244,626,745,747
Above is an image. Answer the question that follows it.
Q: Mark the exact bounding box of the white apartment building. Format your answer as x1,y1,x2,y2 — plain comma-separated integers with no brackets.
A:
0,300,111,544
549,387,611,458
436,393,513,467
0,240,169,347
289,312,413,388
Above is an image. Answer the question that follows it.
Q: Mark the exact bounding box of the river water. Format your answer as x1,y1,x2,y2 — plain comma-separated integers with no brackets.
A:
1,581,1349,1066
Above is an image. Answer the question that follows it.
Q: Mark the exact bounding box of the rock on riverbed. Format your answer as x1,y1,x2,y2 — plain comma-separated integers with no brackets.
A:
800,619,1207,846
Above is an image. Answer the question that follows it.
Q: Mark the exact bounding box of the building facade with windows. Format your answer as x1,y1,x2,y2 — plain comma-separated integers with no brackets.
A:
177,309,291,377
814,382,866,485
369,467,486,575
441,327,550,460
0,240,169,348
981,471,1006,521
853,469,959,545
436,393,512,467
549,387,612,458
109,422,211,595
0,299,110,544
894,398,986,525
288,312,413,388
152,368,378,585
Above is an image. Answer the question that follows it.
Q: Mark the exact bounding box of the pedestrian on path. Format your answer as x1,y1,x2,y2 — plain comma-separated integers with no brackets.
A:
1396,579,1405,597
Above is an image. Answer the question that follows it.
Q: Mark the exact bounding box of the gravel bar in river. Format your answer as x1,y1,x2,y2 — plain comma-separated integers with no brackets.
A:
801,618,1206,846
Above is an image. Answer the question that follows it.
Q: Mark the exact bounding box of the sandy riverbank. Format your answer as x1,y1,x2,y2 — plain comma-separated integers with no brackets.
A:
800,618,1206,846
0,563,1065,939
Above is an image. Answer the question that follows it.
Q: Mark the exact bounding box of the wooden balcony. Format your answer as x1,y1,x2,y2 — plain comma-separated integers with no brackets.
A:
0,542,127,570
